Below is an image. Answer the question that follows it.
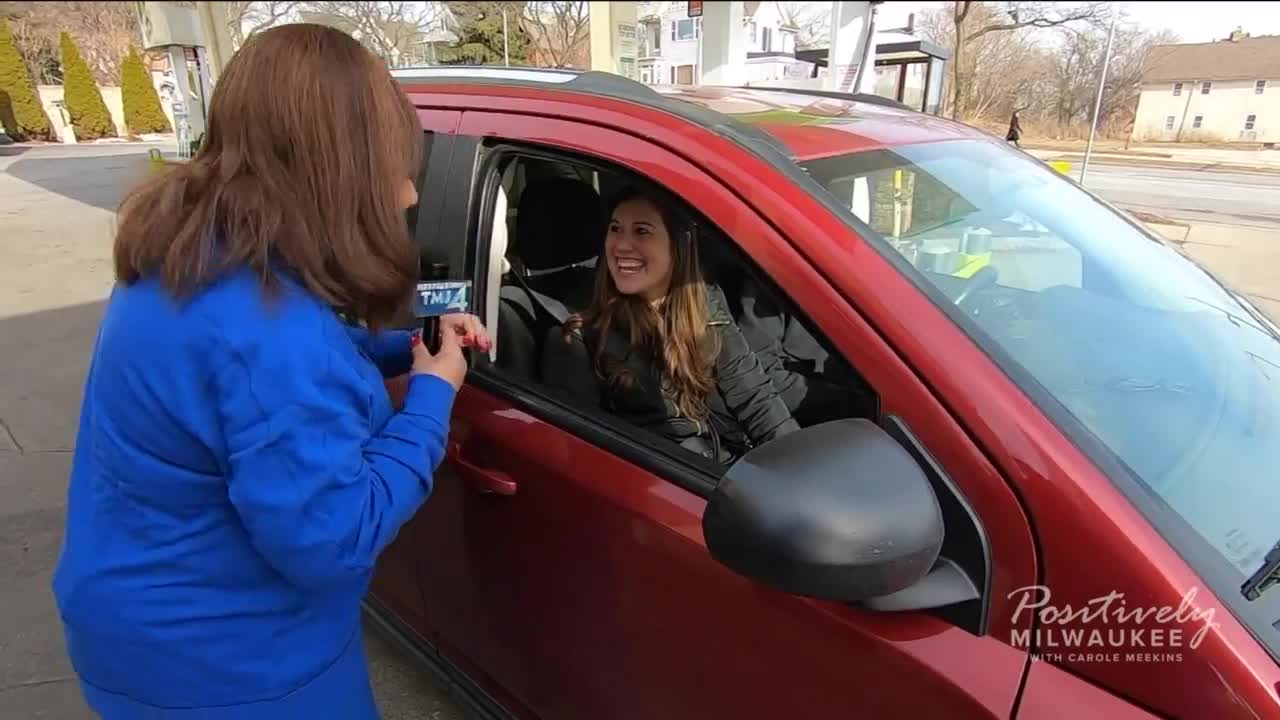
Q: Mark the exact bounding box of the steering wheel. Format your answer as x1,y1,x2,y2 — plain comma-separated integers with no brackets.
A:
953,265,999,308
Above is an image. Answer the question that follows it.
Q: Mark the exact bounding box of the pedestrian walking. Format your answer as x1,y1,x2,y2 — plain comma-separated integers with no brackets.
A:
51,24,489,719
1006,110,1023,147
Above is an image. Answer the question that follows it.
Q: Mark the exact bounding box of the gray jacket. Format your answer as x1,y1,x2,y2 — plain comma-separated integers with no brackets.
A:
542,284,799,464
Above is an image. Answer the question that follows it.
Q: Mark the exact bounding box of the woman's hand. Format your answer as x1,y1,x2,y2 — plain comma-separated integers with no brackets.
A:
410,313,492,390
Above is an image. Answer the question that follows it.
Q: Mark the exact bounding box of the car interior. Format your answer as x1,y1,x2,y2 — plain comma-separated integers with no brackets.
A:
480,151,876,433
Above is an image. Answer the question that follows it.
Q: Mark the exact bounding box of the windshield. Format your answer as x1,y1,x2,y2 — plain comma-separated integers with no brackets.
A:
799,139,1280,583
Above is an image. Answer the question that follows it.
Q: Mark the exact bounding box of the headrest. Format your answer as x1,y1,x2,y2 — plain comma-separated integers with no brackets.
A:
516,179,606,271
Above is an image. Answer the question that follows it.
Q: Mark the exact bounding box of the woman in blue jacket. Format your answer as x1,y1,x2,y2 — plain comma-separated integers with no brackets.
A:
50,24,489,719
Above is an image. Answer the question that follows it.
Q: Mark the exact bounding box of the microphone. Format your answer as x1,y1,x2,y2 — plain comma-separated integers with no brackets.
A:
413,263,471,354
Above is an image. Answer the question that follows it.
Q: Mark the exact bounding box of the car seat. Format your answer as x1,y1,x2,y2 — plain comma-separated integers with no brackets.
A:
513,178,604,310
498,177,606,382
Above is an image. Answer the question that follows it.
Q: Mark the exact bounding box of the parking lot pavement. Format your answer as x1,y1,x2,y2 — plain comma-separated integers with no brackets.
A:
0,143,464,719
1144,221,1280,322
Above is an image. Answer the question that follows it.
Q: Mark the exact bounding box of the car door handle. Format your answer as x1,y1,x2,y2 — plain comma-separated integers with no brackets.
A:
447,441,517,495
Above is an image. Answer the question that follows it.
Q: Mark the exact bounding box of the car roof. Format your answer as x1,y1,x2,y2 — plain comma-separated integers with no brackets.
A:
391,66,986,164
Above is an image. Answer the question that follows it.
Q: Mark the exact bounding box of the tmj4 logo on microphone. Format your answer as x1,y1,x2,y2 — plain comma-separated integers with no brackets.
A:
413,280,471,318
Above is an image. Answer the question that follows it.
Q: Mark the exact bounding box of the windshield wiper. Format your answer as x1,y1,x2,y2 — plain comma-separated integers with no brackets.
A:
1241,540,1280,601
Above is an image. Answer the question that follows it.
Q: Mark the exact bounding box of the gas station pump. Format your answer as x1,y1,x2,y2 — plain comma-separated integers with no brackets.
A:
135,1,236,155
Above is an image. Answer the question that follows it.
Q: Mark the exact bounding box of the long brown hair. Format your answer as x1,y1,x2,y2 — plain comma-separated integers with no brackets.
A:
565,186,719,421
113,24,423,329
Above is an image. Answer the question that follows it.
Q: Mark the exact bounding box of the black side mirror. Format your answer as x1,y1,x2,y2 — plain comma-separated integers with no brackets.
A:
702,419,948,603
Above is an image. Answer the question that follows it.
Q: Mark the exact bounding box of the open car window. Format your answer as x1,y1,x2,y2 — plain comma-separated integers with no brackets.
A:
473,148,875,457
803,147,1083,294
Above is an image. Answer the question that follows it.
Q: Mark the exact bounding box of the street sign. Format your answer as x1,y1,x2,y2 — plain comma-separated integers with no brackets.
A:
688,1,703,18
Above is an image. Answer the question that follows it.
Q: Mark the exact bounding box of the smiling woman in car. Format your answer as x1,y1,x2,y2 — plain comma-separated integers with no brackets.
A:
543,185,798,464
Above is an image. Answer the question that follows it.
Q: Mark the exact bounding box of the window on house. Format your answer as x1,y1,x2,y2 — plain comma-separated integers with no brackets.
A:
1201,81,1212,94
1165,116,1176,131
673,19,697,41
1246,114,1257,131
1257,80,1267,94
1193,115,1203,129
750,21,758,43
1173,82,1183,96
762,26,773,52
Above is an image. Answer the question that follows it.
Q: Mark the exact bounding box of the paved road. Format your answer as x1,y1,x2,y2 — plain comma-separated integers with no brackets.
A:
1077,162,1280,230
0,142,464,719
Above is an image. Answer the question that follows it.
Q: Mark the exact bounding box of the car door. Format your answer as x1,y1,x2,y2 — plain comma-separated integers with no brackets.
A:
368,108,463,639
414,109,1039,720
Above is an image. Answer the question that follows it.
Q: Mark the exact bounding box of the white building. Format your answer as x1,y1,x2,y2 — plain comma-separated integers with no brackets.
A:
636,1,809,86
1133,31,1280,144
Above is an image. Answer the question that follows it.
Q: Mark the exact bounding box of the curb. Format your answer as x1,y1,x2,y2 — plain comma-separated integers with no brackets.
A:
1024,145,1172,159
1041,153,1280,176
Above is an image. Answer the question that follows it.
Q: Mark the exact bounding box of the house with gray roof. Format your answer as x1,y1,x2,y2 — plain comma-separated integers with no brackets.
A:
1133,29,1280,144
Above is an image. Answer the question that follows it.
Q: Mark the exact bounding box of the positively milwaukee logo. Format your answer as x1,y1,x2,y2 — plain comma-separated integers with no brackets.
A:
1007,585,1220,664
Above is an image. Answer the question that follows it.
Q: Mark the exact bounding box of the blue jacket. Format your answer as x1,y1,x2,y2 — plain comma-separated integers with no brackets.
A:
52,268,454,718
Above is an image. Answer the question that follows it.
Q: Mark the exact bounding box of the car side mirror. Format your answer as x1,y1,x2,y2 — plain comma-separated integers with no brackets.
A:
702,419,961,605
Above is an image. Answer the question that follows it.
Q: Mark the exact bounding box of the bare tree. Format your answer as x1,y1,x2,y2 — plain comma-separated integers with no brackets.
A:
1099,27,1179,133
947,1,1107,120
3,1,139,84
1,1,60,83
1047,24,1179,136
1048,29,1098,127
919,3,1051,121
966,29,1050,122
223,1,301,48
301,1,440,65
921,2,1181,140
776,1,831,51
521,1,588,68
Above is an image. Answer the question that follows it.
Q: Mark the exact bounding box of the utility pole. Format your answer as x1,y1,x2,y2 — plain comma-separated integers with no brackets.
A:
696,18,703,85
1081,6,1118,186
502,5,510,66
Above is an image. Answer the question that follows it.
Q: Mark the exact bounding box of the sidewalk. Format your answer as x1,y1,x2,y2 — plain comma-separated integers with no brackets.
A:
10,133,176,149
1143,220,1280,322
1023,144,1280,174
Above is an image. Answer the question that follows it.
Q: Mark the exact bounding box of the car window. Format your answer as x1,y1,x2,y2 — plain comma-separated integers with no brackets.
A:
474,150,877,455
802,138,1280,584
459,143,990,635
809,149,1084,293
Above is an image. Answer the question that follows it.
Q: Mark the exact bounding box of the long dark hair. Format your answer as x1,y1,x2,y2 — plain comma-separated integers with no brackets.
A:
112,24,423,329
564,185,718,421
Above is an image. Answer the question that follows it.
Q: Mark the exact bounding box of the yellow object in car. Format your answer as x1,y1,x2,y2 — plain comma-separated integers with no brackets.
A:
952,252,993,278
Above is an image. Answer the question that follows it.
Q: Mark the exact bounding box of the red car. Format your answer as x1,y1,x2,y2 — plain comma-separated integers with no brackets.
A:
367,67,1280,720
